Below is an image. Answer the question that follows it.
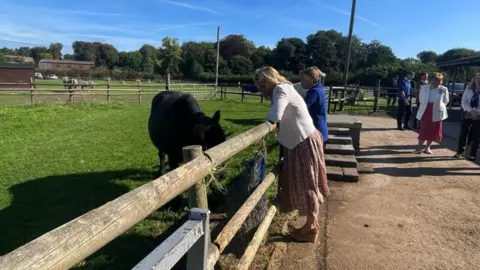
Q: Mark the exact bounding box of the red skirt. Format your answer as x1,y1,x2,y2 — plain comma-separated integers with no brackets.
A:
418,103,443,141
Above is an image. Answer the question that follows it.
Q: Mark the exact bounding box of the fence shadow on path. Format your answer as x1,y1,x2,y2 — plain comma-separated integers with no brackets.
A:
0,168,190,269
357,155,456,164
360,166,480,178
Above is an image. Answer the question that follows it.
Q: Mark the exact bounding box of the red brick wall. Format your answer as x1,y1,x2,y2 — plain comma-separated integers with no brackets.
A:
0,67,34,89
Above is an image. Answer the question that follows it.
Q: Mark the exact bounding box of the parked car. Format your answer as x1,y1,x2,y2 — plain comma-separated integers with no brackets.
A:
447,82,467,107
35,72,43,80
45,74,58,80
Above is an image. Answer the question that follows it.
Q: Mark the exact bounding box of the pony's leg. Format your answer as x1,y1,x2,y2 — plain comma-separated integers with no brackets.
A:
158,151,166,176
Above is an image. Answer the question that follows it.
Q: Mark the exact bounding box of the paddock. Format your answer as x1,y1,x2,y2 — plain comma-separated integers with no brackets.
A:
0,97,478,269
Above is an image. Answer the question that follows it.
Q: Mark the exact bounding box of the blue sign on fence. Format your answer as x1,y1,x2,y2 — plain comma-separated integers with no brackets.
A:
241,84,259,93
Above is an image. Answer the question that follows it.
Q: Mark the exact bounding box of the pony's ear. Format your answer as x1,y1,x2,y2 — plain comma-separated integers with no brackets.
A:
212,110,220,123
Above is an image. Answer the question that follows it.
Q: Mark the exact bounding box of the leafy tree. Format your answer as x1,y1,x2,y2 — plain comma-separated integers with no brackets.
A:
203,49,219,73
0,47,16,55
39,52,53,60
158,37,182,74
139,44,157,73
307,30,340,70
417,50,438,64
227,55,253,75
251,46,272,68
72,41,98,62
29,46,49,63
63,54,74,60
272,38,307,73
365,40,397,67
16,47,31,57
96,44,119,68
0,53,8,62
48,43,63,59
119,51,142,71
436,48,478,63
219,34,256,59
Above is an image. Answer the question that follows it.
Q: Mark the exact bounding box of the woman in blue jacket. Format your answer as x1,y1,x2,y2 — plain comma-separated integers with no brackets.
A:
300,67,328,146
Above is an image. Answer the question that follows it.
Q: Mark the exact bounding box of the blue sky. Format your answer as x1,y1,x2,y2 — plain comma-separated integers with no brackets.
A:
0,0,479,59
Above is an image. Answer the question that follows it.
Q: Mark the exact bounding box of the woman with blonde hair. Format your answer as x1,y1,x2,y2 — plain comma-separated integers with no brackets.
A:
300,66,328,146
255,66,329,243
415,72,449,154
454,73,480,161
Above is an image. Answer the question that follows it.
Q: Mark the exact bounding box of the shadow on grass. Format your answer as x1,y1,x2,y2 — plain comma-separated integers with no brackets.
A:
0,168,190,269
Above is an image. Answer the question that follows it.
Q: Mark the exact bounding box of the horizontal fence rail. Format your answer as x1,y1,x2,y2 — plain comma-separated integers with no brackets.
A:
132,208,210,270
0,121,276,270
0,83,217,103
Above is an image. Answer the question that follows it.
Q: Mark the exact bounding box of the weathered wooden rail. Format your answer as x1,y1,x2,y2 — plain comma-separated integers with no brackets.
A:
0,121,277,270
0,81,217,103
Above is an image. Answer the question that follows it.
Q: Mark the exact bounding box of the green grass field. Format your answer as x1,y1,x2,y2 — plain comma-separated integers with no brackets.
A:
0,100,279,269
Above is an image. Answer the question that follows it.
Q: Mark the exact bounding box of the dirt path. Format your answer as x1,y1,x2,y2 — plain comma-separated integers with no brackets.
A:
268,115,480,270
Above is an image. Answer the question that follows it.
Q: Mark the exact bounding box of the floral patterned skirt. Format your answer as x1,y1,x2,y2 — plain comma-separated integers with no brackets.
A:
279,130,330,216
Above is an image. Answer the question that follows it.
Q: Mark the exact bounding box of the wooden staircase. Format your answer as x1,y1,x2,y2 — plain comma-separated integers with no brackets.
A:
325,128,359,182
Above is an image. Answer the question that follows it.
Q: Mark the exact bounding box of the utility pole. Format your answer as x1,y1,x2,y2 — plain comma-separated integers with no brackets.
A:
340,0,357,111
215,26,220,97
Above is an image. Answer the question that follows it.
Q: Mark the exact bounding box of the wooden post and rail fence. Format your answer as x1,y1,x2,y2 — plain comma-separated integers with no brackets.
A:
0,81,216,103
0,122,279,270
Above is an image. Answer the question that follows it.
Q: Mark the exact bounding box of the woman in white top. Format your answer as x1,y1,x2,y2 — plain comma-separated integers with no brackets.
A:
415,72,449,154
454,73,480,161
255,66,329,243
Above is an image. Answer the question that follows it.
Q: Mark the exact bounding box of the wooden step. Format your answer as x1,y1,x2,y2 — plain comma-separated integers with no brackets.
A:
326,166,343,181
328,135,352,145
325,154,357,168
325,144,355,155
328,127,350,136
327,166,359,182
343,167,359,182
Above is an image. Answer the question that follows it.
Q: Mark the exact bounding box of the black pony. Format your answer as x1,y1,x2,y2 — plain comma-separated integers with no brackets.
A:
148,91,226,176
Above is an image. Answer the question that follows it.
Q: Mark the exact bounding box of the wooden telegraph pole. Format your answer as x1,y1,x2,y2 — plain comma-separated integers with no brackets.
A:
340,0,357,111
215,26,220,98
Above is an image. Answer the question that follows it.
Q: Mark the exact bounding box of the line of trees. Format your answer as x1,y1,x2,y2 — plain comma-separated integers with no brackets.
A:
1,29,479,85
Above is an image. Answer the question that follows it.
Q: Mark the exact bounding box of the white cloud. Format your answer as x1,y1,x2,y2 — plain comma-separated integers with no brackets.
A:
154,21,221,32
155,0,222,15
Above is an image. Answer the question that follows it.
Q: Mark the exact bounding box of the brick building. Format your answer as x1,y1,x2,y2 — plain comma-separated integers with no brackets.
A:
39,59,95,71
0,63,35,89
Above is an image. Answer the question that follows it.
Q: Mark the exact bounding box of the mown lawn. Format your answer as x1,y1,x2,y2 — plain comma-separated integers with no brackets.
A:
0,100,279,269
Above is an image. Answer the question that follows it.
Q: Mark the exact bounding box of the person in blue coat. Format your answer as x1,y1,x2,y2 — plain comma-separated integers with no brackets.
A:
300,67,328,146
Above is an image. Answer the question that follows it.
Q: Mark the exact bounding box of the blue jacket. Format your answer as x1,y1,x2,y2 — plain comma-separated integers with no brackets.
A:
305,83,328,142
398,77,412,103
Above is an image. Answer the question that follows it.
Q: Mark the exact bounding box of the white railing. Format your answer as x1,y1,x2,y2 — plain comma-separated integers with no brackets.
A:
132,208,210,270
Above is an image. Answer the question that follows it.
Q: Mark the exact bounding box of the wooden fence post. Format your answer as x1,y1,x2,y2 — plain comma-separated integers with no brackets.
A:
183,145,208,210
339,86,346,111
204,84,207,100
235,206,277,270
30,77,34,104
260,95,264,103
193,84,196,99
166,73,171,91
107,80,111,103
327,86,333,113
138,81,142,103
241,87,245,102
373,79,381,112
